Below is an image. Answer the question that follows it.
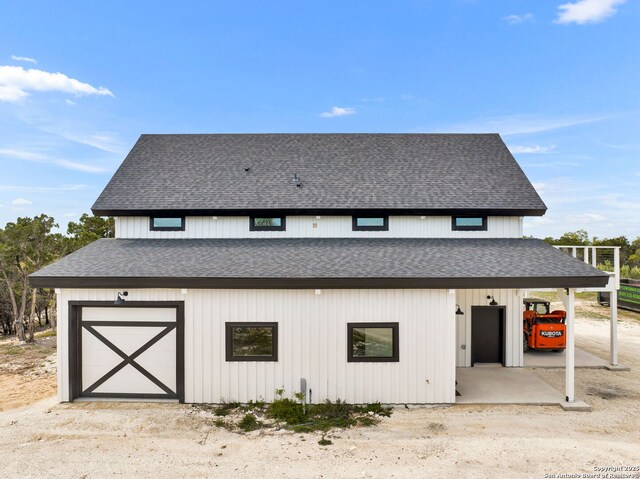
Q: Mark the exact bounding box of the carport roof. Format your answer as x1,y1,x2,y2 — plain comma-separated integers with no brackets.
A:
29,237,610,289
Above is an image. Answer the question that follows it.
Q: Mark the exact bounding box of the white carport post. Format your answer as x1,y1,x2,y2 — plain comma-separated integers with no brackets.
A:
610,291,618,366
564,288,576,403
610,246,620,367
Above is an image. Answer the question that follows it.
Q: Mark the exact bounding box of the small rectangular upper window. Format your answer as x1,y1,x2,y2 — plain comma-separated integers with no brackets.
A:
225,322,278,361
150,217,185,231
250,216,286,231
347,322,399,362
352,216,389,231
452,216,487,231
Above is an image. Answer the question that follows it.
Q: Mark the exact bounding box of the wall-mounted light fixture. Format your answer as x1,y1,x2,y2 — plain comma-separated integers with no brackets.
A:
115,291,128,305
487,295,498,306
455,304,464,315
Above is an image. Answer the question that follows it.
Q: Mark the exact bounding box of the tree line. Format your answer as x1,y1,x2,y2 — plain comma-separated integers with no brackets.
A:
543,230,640,278
0,214,114,341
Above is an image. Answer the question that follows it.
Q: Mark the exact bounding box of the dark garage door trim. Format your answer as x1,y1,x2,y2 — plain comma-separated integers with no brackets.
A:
68,301,185,403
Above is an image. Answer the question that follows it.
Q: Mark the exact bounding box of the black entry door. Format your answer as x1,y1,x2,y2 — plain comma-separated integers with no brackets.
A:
471,306,505,366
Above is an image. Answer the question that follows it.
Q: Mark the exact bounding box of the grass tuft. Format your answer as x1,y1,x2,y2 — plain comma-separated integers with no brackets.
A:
318,436,333,446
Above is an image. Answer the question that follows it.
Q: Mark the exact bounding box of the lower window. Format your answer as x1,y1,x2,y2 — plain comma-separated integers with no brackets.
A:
347,322,399,362
225,322,278,361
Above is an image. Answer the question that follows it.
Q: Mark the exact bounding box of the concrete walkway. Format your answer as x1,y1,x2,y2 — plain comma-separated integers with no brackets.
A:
455,367,590,410
524,347,628,370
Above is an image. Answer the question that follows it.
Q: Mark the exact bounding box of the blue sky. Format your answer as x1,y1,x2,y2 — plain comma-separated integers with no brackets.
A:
0,0,638,239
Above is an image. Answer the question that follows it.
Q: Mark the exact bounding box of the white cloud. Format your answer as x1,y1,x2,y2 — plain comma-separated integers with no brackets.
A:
508,144,555,154
19,118,126,154
0,147,109,173
60,132,123,154
63,212,77,217
0,65,114,102
438,114,608,136
0,184,90,193
11,55,37,64
574,212,607,222
319,106,356,118
11,198,32,206
524,160,582,168
523,175,640,238
504,13,534,25
555,0,626,24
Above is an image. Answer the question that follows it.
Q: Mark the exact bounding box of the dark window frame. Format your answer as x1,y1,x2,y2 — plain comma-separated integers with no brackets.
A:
347,322,399,363
352,216,389,232
249,216,286,232
225,322,278,362
451,216,487,231
150,216,186,231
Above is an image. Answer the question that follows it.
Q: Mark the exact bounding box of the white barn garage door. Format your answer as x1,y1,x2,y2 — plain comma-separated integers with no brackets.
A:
75,305,183,401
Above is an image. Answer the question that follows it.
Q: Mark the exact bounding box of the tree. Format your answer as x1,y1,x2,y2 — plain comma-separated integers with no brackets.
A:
628,237,640,267
0,215,59,342
0,213,115,339
544,229,590,246
66,214,114,251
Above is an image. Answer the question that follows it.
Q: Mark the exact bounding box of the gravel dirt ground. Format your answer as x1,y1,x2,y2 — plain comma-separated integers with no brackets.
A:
0,304,639,479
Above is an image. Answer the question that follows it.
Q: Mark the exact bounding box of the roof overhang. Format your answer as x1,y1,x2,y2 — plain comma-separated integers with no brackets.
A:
92,208,547,217
29,275,609,290
29,237,609,290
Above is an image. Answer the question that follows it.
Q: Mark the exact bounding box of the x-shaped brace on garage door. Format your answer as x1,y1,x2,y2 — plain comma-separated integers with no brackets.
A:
81,321,177,397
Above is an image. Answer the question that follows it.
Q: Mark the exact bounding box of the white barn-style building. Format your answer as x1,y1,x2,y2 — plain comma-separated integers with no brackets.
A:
30,134,610,406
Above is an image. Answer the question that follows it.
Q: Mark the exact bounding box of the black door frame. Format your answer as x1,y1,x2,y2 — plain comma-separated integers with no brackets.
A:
69,301,185,403
470,306,506,366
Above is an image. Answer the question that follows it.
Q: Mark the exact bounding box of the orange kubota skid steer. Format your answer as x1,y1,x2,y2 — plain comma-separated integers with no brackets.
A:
523,298,567,352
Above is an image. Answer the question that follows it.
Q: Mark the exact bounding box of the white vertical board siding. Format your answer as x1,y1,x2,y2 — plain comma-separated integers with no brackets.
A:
190,289,456,404
115,216,523,239
57,288,456,404
455,289,523,367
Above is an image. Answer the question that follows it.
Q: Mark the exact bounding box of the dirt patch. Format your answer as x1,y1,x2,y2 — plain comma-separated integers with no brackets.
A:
0,373,57,411
585,385,637,400
0,332,57,410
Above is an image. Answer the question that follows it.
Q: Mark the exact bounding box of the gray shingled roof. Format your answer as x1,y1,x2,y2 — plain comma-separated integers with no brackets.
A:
30,238,608,289
92,134,546,215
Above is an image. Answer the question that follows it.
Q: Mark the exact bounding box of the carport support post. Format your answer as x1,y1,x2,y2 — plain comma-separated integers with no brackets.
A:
565,288,575,403
610,290,618,366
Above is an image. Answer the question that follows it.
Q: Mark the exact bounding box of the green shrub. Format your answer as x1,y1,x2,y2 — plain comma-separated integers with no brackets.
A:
597,260,613,272
354,401,392,418
621,264,630,278
197,390,392,438
238,413,261,432
213,400,241,416
241,399,266,411
266,397,306,425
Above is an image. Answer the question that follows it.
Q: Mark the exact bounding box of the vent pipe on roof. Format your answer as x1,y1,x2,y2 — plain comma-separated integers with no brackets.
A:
293,173,302,188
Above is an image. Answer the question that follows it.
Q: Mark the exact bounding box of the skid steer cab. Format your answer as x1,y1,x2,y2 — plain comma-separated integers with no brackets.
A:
523,298,567,352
